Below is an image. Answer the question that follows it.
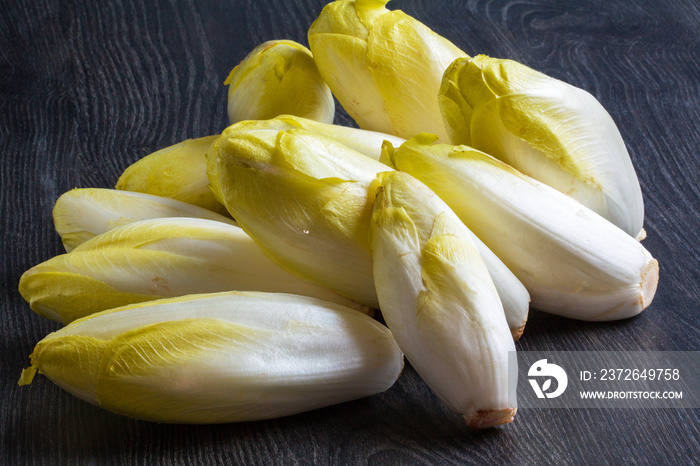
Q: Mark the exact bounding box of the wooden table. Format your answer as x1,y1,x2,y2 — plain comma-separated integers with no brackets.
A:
2,0,698,463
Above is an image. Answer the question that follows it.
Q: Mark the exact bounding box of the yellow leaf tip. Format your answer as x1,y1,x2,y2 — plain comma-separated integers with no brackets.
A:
18,365,38,386
356,0,391,8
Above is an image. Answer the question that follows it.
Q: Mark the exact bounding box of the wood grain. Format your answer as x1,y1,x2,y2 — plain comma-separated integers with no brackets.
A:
1,0,699,464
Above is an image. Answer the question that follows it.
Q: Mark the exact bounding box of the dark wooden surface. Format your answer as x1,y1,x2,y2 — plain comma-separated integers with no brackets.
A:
2,0,699,464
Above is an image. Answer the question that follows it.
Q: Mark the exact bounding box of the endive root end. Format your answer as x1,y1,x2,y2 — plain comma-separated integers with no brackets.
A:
464,407,517,429
640,259,659,310
636,228,647,241
511,324,526,342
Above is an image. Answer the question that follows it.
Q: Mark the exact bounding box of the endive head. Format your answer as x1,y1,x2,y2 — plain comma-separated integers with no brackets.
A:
53,188,236,252
19,291,403,423
116,135,228,215
386,135,658,321
20,218,251,323
439,55,644,237
381,136,531,339
308,0,467,140
20,217,368,324
225,40,334,125
370,171,516,427
207,124,391,307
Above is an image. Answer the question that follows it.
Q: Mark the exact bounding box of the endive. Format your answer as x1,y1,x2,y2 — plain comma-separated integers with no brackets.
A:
384,134,658,321
225,40,334,125
116,135,227,214
118,116,403,217
18,291,403,423
208,125,529,337
370,171,516,428
439,55,645,238
215,115,405,162
53,188,236,252
207,126,385,308
19,218,367,324
308,0,466,140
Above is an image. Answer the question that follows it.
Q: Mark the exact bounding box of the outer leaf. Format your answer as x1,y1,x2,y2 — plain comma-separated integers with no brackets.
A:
438,62,472,146
225,40,334,125
20,291,403,423
53,188,236,252
271,115,405,161
439,55,645,237
207,126,390,308
370,171,516,428
382,142,530,338
116,135,227,214
19,218,367,323
308,0,466,140
390,134,658,321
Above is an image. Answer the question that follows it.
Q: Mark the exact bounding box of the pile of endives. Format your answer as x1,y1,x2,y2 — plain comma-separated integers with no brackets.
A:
18,0,659,429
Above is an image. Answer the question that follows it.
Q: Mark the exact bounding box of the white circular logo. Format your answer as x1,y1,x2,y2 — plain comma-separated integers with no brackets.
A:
528,359,568,399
